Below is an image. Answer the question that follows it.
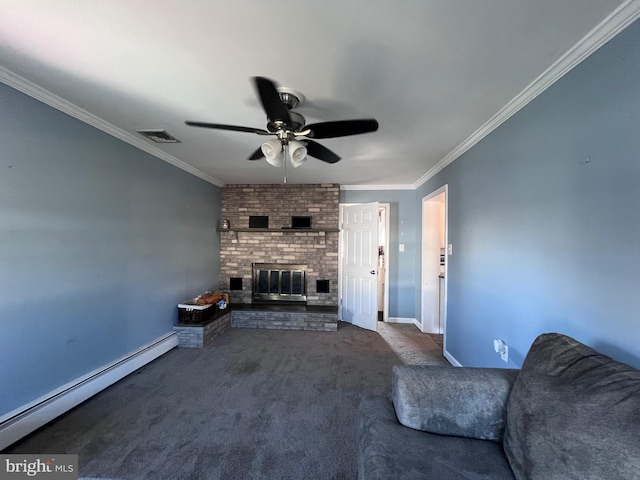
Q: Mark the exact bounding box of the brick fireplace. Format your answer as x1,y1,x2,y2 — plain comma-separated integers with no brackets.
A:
219,184,339,307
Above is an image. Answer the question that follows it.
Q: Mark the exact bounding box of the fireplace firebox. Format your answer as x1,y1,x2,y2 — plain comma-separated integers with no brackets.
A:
252,263,307,303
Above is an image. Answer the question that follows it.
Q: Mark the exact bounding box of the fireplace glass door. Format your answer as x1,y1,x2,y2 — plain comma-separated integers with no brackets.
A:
253,263,307,302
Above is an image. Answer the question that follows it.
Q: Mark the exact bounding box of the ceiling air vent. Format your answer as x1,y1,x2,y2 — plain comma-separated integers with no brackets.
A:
137,129,181,143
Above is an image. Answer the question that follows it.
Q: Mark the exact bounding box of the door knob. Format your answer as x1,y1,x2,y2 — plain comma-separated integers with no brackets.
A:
370,270,376,275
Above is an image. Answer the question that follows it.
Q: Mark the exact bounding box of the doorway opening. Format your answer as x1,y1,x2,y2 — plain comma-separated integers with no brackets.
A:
421,186,448,342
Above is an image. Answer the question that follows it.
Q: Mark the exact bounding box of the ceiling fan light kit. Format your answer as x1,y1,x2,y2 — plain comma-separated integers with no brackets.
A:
185,77,379,172
261,138,283,166
288,140,308,168
265,153,284,168
260,138,307,168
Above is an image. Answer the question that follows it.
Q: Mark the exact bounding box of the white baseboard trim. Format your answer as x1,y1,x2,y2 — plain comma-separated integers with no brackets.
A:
0,332,178,450
444,349,462,367
386,317,417,324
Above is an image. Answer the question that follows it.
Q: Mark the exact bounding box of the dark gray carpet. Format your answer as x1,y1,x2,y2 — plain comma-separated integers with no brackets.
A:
6,323,446,479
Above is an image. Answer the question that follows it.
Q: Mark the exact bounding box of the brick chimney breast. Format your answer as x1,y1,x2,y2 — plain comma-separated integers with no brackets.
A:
220,184,340,306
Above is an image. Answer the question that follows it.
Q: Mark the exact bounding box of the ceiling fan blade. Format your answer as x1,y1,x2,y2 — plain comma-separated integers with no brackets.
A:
185,121,270,135
303,140,341,164
253,77,291,125
247,147,264,160
305,119,379,139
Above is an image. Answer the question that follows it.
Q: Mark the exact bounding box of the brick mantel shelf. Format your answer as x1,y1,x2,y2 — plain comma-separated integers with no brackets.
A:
218,228,339,233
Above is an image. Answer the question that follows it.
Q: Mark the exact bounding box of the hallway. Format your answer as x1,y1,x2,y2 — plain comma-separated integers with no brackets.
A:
376,322,448,366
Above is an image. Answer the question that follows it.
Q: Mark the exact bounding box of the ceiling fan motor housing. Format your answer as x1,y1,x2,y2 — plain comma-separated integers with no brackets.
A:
267,111,306,133
277,87,304,110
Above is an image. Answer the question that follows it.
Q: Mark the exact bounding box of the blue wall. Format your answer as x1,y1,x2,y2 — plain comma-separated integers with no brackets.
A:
0,83,222,416
417,19,640,368
339,190,417,319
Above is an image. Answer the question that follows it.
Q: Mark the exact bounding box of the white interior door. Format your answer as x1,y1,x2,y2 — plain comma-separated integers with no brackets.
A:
341,202,379,331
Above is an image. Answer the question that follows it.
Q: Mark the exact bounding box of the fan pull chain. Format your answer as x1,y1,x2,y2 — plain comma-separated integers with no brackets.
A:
283,143,288,184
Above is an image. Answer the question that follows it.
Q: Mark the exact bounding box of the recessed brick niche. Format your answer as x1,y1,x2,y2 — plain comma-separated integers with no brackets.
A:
219,184,339,306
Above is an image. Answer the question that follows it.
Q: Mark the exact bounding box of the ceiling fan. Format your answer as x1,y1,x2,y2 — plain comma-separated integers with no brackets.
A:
185,77,379,168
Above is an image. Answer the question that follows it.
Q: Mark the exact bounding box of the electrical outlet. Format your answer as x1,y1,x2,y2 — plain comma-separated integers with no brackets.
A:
399,244,405,252
493,339,509,363
500,344,508,363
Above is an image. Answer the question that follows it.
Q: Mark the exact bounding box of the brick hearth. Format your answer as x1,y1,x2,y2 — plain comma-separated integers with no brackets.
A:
173,310,232,348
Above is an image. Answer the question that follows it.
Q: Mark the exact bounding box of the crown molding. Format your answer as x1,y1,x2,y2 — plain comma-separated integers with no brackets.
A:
413,0,640,189
340,184,415,191
0,66,224,187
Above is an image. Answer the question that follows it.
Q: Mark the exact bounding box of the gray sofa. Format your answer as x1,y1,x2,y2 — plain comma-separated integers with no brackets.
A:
358,333,640,479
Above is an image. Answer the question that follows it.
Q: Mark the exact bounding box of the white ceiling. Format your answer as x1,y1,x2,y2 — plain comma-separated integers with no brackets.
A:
1,1,637,187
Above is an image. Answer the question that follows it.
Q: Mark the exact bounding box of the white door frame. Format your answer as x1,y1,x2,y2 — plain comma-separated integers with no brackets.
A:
421,185,448,335
338,203,390,323
378,203,390,322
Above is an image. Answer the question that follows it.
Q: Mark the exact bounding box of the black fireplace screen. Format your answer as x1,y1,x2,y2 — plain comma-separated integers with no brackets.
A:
252,263,307,302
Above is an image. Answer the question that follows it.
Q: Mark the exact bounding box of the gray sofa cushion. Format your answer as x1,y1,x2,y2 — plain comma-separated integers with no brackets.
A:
358,395,516,480
504,333,640,480
393,365,519,441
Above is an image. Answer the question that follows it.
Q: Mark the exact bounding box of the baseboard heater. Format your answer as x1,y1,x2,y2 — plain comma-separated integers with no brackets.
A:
0,332,178,450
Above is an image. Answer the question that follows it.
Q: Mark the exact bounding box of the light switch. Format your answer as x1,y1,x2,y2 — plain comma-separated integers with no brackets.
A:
399,244,405,252
447,244,453,255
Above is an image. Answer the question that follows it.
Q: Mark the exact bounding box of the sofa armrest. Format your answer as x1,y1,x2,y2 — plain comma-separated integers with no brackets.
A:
392,365,519,442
